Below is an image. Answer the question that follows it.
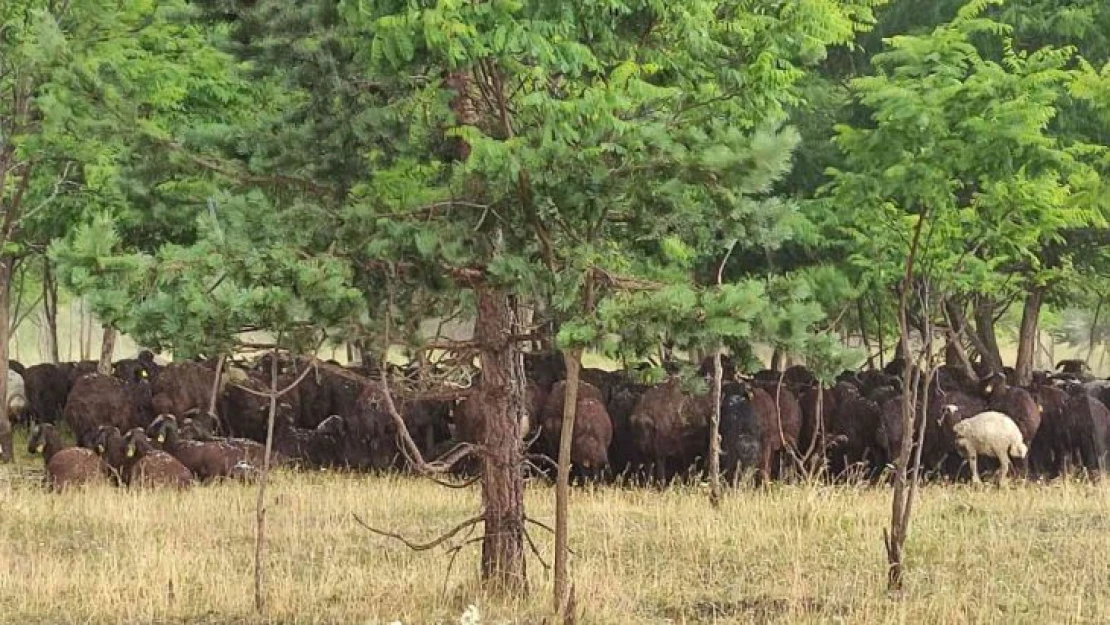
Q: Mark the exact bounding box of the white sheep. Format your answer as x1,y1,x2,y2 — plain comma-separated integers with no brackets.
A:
950,410,1028,485
7,370,27,418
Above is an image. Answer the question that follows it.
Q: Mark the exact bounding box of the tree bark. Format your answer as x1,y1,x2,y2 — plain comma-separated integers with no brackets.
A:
97,324,116,375
474,285,527,593
973,296,1004,374
0,257,11,462
708,348,724,506
42,259,59,364
554,348,582,615
1014,286,1044,387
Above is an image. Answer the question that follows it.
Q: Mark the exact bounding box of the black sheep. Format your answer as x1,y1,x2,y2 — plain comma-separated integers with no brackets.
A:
719,382,762,484
983,372,1041,444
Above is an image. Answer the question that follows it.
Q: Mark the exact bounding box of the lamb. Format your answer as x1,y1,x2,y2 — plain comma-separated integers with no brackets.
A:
27,423,108,490
949,410,1029,485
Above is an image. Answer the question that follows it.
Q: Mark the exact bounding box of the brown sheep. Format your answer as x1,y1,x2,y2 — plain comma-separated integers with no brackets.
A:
27,423,108,490
748,384,802,483
147,416,260,481
63,374,137,447
91,425,128,486
629,378,711,483
122,428,194,488
150,361,220,423
539,380,614,479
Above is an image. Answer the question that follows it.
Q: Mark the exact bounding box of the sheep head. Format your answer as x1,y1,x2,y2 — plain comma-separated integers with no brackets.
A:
937,404,960,428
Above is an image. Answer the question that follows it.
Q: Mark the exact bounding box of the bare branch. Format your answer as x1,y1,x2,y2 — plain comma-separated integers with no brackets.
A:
353,514,483,552
230,358,318,399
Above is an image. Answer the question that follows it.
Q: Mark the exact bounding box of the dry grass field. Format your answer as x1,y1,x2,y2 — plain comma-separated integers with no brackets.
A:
3,424,1110,625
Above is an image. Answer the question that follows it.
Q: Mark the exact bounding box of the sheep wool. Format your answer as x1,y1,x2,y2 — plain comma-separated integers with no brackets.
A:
952,410,1027,485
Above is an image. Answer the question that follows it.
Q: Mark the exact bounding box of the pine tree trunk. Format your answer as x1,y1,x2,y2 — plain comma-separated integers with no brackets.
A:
42,260,59,364
98,324,116,375
474,285,527,593
1015,286,1044,387
973,297,1004,374
554,348,582,615
0,257,10,462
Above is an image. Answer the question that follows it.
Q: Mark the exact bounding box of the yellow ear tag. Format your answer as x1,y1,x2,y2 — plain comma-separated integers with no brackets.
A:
96,445,105,454
157,433,166,443
35,443,45,453
126,447,135,458
140,370,148,378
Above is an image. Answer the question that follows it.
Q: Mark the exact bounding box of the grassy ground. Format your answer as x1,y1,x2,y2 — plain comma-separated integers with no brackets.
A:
2,430,1110,625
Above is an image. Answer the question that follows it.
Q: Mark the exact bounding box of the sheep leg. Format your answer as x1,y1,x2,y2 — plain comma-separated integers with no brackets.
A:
759,445,773,487
968,454,981,485
996,452,1010,486
654,456,667,487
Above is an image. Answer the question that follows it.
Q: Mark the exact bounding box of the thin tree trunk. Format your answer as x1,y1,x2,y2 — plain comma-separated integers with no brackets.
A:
554,348,582,616
876,293,886,369
770,348,783,372
1087,295,1103,366
0,258,11,462
42,259,59,364
973,296,1004,374
1015,286,1044,387
79,299,89,361
254,347,279,612
97,325,116,375
708,348,724,506
885,207,928,594
858,299,874,368
208,355,226,426
474,285,527,593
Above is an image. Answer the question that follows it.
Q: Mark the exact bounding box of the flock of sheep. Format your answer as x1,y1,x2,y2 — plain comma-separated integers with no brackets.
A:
6,350,1110,491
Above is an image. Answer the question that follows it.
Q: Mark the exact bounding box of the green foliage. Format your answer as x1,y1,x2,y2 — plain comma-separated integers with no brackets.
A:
828,5,1105,315
52,193,363,357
